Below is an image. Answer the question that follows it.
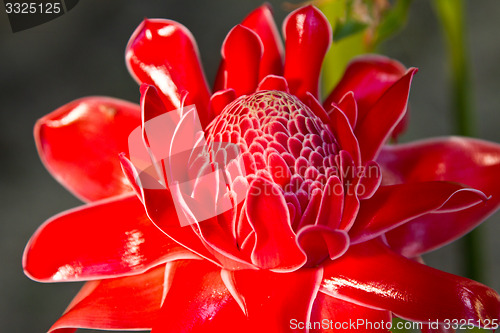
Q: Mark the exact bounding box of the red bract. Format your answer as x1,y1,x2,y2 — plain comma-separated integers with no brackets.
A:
24,4,500,333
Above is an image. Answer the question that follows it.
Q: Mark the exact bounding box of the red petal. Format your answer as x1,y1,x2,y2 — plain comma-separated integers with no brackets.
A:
220,25,263,97
324,55,406,125
209,89,236,117
349,182,487,244
224,266,323,332
23,194,197,282
355,68,417,163
151,260,249,333
241,4,284,80
310,293,391,332
378,137,500,256
316,176,344,229
126,19,212,127
329,106,361,166
35,97,139,202
321,240,500,324
49,265,165,332
257,75,290,93
297,225,349,267
283,5,332,101
246,176,307,271
335,91,358,129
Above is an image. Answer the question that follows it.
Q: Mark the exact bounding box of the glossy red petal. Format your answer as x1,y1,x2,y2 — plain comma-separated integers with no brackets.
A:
23,194,198,282
310,293,391,332
224,266,323,332
378,137,500,256
324,55,406,124
355,68,417,163
349,182,487,244
35,97,139,202
321,240,500,325
221,25,263,97
49,265,165,332
152,260,250,333
241,4,284,80
283,5,332,101
126,19,212,127
246,176,307,271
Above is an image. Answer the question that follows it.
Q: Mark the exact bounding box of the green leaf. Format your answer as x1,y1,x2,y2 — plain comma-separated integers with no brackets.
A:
375,0,413,45
333,19,368,42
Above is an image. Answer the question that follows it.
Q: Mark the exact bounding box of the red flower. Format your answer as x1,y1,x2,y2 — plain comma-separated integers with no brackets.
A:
24,4,500,333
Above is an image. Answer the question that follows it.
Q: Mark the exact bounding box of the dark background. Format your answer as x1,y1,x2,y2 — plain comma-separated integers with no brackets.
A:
1,1,499,332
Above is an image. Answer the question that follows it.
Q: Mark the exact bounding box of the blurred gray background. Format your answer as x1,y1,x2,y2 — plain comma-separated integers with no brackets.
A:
1,0,499,332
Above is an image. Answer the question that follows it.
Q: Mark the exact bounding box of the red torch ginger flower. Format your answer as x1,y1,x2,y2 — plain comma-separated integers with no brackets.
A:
24,4,500,333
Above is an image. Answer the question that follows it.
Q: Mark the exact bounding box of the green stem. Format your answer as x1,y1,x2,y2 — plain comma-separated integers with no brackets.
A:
433,0,484,282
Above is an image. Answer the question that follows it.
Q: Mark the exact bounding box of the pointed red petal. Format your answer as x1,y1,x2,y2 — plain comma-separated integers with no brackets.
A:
335,91,358,129
310,293,391,332
349,182,487,244
324,55,406,125
224,266,323,332
35,97,139,202
151,260,249,333
23,194,197,282
126,19,212,127
355,68,417,162
246,176,307,271
321,240,500,325
49,265,165,332
283,5,332,101
220,25,263,97
241,4,284,80
329,106,361,166
378,137,500,256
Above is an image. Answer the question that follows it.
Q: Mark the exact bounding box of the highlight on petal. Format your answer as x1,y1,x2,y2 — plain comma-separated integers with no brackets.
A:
220,25,263,97
152,260,249,333
246,176,307,271
23,194,198,282
355,68,417,163
378,137,500,256
35,97,139,202
126,19,212,127
223,265,323,332
241,3,284,80
349,181,488,244
310,293,391,332
283,5,332,101
49,265,165,332
321,240,500,326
